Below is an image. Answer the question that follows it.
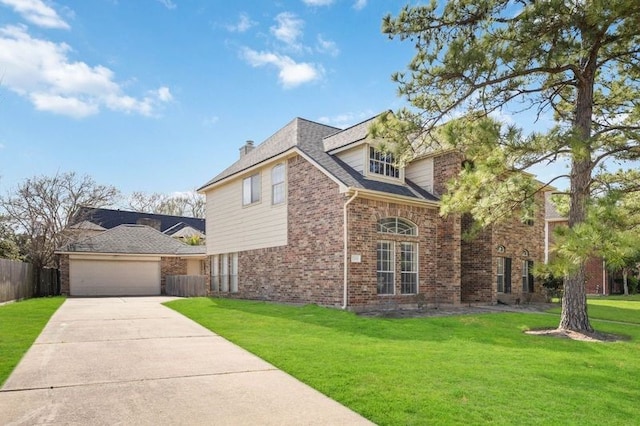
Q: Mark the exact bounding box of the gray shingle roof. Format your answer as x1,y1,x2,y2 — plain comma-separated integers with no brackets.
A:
58,224,205,255
322,115,378,152
198,114,439,203
198,118,340,190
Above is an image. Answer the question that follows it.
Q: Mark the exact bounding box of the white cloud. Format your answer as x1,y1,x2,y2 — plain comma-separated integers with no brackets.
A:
317,111,374,128
316,35,339,56
302,0,334,6
203,115,219,126
241,48,323,88
0,25,172,118
226,13,256,33
156,0,176,9
270,12,304,47
0,0,69,29
353,0,367,10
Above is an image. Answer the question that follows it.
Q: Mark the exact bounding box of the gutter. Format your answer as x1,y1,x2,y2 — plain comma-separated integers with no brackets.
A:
342,190,359,309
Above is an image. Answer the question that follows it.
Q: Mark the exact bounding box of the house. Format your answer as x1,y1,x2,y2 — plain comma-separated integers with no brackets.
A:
56,224,206,296
545,193,617,295
198,114,547,311
69,206,206,241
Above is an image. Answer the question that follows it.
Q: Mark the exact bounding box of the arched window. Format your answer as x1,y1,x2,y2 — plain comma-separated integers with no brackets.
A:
271,164,285,204
377,217,417,236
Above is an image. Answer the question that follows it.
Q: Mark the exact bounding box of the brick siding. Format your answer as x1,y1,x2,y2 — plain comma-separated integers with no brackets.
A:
59,254,70,295
161,257,188,295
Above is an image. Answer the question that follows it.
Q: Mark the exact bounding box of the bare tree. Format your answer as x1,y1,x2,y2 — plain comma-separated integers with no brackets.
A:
127,191,205,218
0,172,120,268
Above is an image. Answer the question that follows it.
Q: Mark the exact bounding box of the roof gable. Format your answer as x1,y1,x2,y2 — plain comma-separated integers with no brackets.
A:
198,118,340,190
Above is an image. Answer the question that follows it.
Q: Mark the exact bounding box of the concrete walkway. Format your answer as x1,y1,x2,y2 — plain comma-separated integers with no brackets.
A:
0,297,373,425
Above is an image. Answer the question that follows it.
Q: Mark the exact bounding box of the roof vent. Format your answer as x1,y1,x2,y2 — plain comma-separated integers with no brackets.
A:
239,140,255,158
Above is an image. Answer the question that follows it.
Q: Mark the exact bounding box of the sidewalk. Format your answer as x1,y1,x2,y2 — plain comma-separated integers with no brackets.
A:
0,297,373,425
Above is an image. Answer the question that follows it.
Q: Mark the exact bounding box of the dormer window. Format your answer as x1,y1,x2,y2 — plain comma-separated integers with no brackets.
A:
369,147,399,178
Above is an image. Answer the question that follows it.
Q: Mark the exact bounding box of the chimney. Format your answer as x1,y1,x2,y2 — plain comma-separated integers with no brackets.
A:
239,140,255,158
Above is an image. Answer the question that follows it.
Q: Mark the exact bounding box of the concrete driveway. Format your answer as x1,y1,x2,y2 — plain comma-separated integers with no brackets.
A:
0,297,372,425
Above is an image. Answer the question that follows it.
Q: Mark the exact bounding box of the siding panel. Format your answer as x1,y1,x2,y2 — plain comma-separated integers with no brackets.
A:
405,157,434,193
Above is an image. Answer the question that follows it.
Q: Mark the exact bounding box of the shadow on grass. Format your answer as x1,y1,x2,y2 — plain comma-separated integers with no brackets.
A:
167,297,616,354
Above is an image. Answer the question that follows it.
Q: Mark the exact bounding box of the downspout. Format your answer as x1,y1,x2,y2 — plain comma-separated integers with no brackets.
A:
342,190,359,310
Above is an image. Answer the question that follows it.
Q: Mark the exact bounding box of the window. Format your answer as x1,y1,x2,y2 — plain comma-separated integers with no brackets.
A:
377,241,395,294
271,164,285,205
400,242,418,294
211,253,239,293
369,147,399,178
377,218,417,236
242,174,261,205
211,255,219,292
497,257,512,293
522,260,534,293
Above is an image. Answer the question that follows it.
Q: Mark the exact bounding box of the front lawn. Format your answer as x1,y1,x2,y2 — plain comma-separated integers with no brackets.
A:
166,298,640,425
0,297,65,386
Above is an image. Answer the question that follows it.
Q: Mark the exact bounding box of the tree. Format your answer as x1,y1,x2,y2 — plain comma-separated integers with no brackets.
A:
0,215,24,260
127,191,205,218
376,1,640,332
0,172,120,268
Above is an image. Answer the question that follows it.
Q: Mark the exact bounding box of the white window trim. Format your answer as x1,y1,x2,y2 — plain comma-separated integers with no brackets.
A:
497,257,505,293
377,240,395,295
400,242,418,295
242,173,261,206
271,163,286,205
366,145,404,182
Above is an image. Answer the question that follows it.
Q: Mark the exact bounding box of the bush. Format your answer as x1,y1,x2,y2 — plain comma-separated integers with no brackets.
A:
541,273,564,301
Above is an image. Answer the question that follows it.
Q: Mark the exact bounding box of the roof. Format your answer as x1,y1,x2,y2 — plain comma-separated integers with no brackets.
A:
68,220,106,231
57,224,205,255
198,114,440,204
198,117,341,189
323,115,378,152
72,206,205,234
545,192,566,221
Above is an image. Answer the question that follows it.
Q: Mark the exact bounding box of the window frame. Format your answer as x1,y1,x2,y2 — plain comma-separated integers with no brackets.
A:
369,146,400,179
522,260,534,293
242,173,261,206
400,242,418,294
377,217,418,236
376,241,395,295
497,257,512,293
271,163,285,205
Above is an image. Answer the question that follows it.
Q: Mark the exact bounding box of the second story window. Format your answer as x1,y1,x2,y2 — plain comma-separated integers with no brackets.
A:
242,173,261,205
272,164,285,205
369,147,399,178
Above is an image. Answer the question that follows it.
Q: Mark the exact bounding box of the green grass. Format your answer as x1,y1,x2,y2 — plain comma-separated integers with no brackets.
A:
166,298,640,425
0,297,66,386
547,294,640,325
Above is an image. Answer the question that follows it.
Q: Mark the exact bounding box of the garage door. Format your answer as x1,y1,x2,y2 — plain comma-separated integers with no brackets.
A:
70,258,161,296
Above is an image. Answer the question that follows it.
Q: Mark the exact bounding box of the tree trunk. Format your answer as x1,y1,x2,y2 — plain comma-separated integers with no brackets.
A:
558,41,596,333
623,268,629,296
559,265,592,332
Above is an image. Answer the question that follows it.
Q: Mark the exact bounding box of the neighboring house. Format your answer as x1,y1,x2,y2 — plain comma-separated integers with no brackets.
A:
545,193,616,295
70,206,206,241
198,114,548,311
56,224,206,296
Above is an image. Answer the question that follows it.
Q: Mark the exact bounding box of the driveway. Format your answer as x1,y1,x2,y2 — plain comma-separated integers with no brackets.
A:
0,297,372,425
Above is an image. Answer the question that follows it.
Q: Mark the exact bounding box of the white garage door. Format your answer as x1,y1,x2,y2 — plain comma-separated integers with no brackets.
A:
70,258,161,296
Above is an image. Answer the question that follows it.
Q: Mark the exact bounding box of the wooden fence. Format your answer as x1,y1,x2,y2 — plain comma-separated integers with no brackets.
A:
165,275,208,297
0,258,60,303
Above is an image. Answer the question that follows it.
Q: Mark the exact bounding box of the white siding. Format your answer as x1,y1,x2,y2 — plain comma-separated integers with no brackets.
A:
405,157,434,193
335,145,365,174
205,162,288,255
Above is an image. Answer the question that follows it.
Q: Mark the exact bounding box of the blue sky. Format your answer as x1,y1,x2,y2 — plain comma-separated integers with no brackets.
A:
0,0,419,199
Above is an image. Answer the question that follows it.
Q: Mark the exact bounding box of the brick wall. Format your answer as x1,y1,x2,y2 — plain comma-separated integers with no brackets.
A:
59,254,70,295
433,152,463,305
346,198,441,310
226,154,345,306
460,215,493,303
161,257,187,295
490,191,546,303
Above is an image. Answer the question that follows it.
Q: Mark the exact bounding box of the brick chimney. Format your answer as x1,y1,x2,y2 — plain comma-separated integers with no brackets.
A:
239,140,255,158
